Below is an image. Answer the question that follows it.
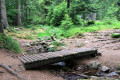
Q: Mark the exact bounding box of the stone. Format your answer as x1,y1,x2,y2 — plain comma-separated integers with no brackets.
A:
14,28,21,31
108,72,119,77
49,45,54,48
76,43,82,47
90,76,118,80
52,62,66,66
85,41,89,43
101,66,110,72
24,43,31,47
88,61,101,69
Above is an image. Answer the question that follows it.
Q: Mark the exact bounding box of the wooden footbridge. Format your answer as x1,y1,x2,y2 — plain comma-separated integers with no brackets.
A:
19,48,98,70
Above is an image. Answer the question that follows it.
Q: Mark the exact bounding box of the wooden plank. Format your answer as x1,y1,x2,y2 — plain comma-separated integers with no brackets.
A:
18,56,27,63
20,56,31,63
22,55,33,62
19,48,98,70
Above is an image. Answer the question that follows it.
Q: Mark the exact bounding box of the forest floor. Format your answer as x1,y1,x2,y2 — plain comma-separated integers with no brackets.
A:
0,29,120,80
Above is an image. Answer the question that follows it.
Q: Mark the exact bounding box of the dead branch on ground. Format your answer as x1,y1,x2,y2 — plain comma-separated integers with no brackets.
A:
0,63,25,80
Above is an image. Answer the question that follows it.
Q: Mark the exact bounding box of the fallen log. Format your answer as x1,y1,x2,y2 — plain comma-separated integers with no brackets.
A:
0,64,25,80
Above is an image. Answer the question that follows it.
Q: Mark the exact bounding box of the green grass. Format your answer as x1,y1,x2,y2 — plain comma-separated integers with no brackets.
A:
0,34,22,53
6,20,120,40
37,25,64,39
63,20,120,37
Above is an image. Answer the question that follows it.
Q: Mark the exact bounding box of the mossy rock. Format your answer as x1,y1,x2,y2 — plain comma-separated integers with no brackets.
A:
111,33,120,38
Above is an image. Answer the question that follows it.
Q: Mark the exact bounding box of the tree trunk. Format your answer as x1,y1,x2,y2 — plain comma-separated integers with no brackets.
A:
0,21,4,33
67,0,71,9
92,13,96,21
86,13,90,21
67,0,71,14
1,0,9,28
92,0,97,21
17,0,22,26
0,0,4,33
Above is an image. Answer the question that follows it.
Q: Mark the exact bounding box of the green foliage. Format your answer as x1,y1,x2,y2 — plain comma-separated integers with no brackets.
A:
0,35,3,42
38,25,64,39
61,21,120,38
60,14,73,30
100,0,118,19
5,0,120,26
38,30,52,38
47,2,67,26
7,27,17,32
111,33,120,38
0,34,21,53
30,27,37,30
47,47,54,52
31,17,46,25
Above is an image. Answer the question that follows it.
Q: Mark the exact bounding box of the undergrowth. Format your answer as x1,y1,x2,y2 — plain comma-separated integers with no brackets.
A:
5,20,120,40
2,20,120,53
0,34,22,53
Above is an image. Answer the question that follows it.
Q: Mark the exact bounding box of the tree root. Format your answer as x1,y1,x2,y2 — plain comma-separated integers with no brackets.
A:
106,39,120,44
0,64,25,80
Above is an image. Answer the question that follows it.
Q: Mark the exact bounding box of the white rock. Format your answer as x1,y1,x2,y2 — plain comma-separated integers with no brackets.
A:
101,66,110,72
49,45,54,48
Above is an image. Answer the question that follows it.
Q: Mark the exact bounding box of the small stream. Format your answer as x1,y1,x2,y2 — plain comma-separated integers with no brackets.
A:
50,61,119,80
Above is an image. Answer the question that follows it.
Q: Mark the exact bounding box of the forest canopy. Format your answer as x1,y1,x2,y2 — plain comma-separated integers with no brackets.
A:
0,0,120,29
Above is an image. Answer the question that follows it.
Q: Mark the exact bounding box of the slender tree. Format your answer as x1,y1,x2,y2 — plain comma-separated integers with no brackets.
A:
1,0,9,28
67,0,70,9
0,12,4,33
91,0,97,21
67,0,71,14
17,0,22,26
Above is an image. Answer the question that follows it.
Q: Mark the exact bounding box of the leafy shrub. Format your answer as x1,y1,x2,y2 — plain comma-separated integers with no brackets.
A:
104,20,112,25
31,17,46,25
0,34,22,53
111,33,120,38
38,26,64,39
103,18,117,25
60,14,73,30
47,2,67,26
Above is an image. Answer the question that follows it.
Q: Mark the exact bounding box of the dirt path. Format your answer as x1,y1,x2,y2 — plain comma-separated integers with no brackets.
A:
64,29,120,67
0,29,120,80
0,49,63,80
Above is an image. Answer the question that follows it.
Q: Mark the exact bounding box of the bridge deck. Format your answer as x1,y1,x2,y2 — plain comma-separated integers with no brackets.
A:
19,48,98,69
